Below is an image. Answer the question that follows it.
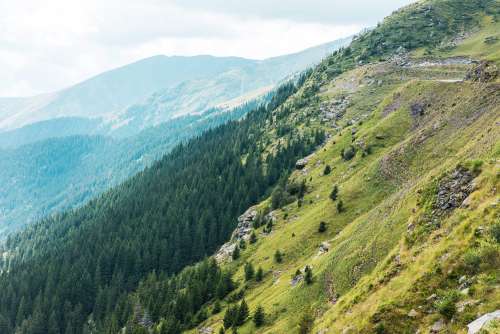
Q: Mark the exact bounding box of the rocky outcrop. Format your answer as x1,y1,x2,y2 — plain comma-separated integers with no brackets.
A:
435,167,475,213
296,158,309,170
465,61,498,83
319,96,350,125
231,206,258,240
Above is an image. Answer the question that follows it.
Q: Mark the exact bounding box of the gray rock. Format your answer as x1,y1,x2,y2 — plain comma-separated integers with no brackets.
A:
408,309,418,318
467,310,500,334
430,319,445,333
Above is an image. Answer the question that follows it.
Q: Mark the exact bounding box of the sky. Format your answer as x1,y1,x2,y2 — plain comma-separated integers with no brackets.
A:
0,0,416,97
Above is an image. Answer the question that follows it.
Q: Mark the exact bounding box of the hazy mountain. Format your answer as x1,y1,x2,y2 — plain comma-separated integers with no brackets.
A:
0,38,351,146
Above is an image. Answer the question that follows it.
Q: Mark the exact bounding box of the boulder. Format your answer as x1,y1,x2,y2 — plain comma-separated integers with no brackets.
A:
296,158,309,170
408,309,418,318
430,319,445,333
198,327,213,334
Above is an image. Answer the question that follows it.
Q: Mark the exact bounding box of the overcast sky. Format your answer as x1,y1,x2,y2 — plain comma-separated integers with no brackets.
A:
0,0,416,97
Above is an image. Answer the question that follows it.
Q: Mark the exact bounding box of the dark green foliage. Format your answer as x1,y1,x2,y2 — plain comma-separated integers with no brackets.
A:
256,268,264,282
0,76,323,334
323,165,331,175
330,185,338,201
244,263,255,281
239,239,246,250
223,306,239,329
253,306,265,327
249,232,257,244
341,146,356,161
304,266,313,285
236,300,249,326
274,250,283,263
337,200,345,213
436,291,459,320
462,250,481,274
298,310,314,334
318,222,327,233
490,223,500,243
232,246,241,260
213,301,222,315
218,328,225,334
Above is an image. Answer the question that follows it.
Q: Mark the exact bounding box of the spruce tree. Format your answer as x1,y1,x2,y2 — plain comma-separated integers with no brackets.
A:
249,232,257,244
323,165,331,175
336,200,344,213
256,267,264,282
236,300,249,326
232,246,240,260
244,263,255,281
253,306,265,327
304,266,313,285
329,185,338,201
318,221,327,233
274,250,283,263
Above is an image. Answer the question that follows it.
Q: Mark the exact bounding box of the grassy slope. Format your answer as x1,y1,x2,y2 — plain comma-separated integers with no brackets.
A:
187,10,500,334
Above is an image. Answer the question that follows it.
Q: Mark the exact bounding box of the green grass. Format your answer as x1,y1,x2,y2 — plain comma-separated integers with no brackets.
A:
187,10,500,334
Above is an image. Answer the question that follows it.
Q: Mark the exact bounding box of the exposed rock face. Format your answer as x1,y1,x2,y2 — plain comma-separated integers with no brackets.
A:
198,327,213,334
214,242,236,264
410,102,426,117
296,158,309,170
466,61,499,83
319,96,350,124
435,167,475,213
318,241,331,255
231,206,258,240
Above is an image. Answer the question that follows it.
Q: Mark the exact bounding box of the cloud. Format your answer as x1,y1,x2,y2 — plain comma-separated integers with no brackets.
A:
0,0,415,97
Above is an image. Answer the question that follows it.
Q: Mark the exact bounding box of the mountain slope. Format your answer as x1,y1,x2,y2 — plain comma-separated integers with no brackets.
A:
0,1,498,334
0,38,350,141
0,39,350,235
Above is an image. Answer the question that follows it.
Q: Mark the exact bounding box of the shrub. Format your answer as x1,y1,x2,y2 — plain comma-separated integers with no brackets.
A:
318,221,327,233
212,301,222,314
329,185,339,201
274,250,283,263
436,291,459,320
491,223,500,243
336,200,345,213
462,250,481,274
323,165,332,175
341,146,356,161
304,266,313,285
298,310,314,334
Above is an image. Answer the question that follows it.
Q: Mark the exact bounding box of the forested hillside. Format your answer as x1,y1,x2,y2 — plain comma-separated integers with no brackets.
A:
0,0,499,334
0,75,325,333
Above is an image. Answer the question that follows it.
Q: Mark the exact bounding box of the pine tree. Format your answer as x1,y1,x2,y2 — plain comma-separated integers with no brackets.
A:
212,301,221,315
223,306,238,329
236,300,249,326
318,221,327,233
253,306,265,327
304,266,313,285
329,185,338,201
239,239,246,250
323,165,331,175
244,263,255,281
336,200,344,213
232,246,240,260
274,250,283,263
249,232,257,244
256,267,264,282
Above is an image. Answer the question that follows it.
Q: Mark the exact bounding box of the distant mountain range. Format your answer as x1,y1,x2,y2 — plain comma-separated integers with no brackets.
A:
0,37,351,235
0,38,351,147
